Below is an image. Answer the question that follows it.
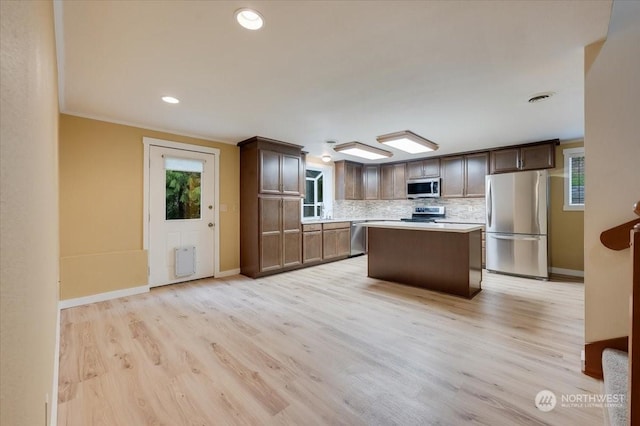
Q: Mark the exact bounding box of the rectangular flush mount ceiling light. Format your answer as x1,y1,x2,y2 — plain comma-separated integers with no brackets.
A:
333,142,393,160
377,130,438,154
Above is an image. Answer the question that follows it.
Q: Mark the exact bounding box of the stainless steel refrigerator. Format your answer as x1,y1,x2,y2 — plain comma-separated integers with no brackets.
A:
485,170,549,279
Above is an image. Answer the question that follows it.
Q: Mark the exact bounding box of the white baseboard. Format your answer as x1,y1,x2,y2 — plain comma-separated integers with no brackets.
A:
550,267,584,277
58,285,150,310
50,303,60,426
216,268,241,278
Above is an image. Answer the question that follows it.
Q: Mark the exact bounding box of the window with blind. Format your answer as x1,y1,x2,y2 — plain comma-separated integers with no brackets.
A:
563,147,585,211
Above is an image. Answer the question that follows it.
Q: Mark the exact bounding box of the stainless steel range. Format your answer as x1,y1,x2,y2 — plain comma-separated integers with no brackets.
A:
401,206,445,222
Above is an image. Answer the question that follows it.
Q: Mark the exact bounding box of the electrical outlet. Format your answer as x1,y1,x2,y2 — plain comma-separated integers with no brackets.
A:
468,206,473,212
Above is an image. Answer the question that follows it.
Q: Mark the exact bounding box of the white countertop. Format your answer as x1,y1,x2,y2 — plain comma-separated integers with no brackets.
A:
301,218,400,224
301,218,349,224
435,219,485,226
358,221,484,233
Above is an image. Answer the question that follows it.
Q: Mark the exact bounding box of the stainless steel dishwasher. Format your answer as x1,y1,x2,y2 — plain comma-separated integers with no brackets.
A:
350,221,367,256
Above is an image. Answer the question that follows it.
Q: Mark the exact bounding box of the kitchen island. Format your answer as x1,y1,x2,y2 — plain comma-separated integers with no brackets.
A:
361,221,483,298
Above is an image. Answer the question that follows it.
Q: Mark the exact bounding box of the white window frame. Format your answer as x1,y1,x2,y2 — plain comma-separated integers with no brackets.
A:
303,168,324,219
563,147,585,211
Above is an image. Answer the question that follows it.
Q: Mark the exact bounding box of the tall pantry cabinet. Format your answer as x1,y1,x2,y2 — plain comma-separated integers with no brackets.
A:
238,137,304,278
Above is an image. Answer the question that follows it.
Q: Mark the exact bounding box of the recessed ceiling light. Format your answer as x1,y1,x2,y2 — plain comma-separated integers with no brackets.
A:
528,92,555,103
377,130,438,154
334,142,393,160
235,8,264,30
162,96,180,104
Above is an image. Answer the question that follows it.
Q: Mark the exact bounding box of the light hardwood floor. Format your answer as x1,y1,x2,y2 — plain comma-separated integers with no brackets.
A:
58,256,602,425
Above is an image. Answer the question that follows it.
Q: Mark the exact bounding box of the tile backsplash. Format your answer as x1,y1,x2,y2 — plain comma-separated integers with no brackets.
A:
334,198,486,223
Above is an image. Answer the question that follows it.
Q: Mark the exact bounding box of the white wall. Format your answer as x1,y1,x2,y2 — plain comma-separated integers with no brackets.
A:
584,0,640,342
0,1,60,425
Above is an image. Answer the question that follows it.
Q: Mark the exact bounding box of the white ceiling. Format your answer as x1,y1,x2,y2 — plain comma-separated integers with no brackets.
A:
55,0,612,163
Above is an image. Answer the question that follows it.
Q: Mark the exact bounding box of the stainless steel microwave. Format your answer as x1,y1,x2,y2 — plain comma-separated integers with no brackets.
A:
407,178,440,199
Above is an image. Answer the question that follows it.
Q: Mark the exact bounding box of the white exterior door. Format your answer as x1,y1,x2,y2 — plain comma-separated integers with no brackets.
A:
148,146,215,287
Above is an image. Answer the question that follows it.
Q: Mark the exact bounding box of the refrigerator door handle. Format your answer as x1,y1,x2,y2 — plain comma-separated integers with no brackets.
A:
534,173,540,233
490,234,541,241
487,179,492,228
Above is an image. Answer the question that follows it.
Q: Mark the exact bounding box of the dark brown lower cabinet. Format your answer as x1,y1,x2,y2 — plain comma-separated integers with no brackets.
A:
367,227,482,299
337,229,350,256
322,222,351,260
258,196,301,274
323,230,338,259
303,222,350,264
259,197,282,272
302,223,323,264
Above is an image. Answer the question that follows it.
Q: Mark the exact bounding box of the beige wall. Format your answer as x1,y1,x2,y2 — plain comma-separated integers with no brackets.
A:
59,114,240,299
584,0,640,342
0,1,60,425
549,140,584,272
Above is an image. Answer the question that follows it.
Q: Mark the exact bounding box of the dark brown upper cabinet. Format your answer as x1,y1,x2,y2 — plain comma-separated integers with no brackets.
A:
259,150,301,195
407,158,440,179
363,165,380,200
441,156,465,197
490,142,556,174
464,152,489,197
441,153,488,198
299,152,306,197
380,163,407,200
335,160,363,200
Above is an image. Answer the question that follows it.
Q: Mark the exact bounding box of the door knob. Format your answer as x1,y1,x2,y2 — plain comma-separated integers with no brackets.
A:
208,223,214,228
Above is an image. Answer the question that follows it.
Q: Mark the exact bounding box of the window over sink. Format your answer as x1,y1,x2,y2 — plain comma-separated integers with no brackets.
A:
303,169,324,219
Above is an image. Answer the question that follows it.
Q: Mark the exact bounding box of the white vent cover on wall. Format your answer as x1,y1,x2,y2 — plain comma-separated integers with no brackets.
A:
175,246,196,277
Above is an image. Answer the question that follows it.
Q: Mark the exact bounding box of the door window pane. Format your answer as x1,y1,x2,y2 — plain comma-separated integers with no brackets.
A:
166,169,202,220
